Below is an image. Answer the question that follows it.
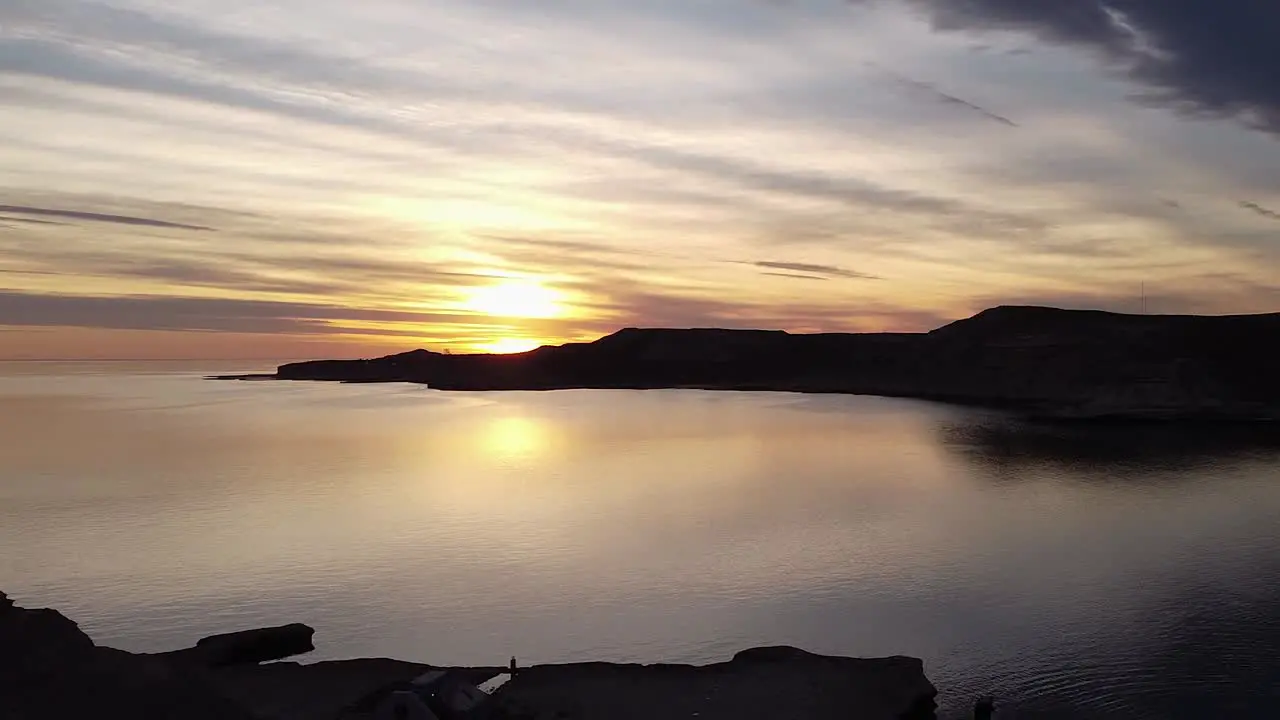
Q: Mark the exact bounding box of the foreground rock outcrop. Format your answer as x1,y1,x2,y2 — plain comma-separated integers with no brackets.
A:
0,591,257,720
1,591,938,720
167,624,317,668
265,306,1280,421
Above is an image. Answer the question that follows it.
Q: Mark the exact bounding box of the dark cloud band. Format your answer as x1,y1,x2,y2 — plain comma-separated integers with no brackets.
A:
1240,201,1280,222
862,0,1280,136
0,205,213,231
754,261,880,280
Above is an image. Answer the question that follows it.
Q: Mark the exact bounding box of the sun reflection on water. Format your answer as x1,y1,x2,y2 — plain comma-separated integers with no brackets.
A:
481,415,553,464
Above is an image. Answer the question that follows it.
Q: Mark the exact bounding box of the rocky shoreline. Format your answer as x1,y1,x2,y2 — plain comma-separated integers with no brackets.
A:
224,306,1280,422
1,591,939,719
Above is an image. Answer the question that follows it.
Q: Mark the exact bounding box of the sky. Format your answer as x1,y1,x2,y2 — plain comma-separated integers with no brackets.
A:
1,0,1278,359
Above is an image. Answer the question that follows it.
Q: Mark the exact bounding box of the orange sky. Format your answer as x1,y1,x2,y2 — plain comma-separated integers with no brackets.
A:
2,0,1278,359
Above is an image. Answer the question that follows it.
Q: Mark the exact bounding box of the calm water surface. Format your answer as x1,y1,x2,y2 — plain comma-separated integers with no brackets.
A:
3,362,1280,718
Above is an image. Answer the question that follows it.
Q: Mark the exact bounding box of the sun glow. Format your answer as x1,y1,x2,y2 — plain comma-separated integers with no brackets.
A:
478,337,542,354
464,279,563,319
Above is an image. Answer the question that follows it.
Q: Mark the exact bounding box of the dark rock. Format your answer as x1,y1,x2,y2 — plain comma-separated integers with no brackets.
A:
485,645,937,720
188,623,317,667
148,648,940,720
0,595,97,683
0,593,941,720
207,658,440,720
731,645,814,663
0,592,257,720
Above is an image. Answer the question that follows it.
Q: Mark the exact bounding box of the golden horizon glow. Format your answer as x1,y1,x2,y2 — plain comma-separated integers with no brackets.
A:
476,337,543,354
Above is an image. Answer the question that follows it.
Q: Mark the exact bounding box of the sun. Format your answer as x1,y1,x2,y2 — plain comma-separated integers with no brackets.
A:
464,279,563,319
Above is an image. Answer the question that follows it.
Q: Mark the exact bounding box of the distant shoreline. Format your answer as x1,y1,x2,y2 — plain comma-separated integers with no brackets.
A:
210,305,1280,423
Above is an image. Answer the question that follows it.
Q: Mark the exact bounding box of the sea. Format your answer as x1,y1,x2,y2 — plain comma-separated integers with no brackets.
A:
3,361,1279,719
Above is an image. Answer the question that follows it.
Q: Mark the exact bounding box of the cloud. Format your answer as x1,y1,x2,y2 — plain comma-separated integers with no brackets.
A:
0,290,479,334
0,204,213,231
578,135,1047,239
872,0,1280,136
581,282,951,333
754,261,880,280
0,236,497,301
107,260,356,297
1240,201,1280,222
0,214,70,226
763,272,830,281
1,6,1044,250
0,284,951,345
0,2,783,149
2,0,1277,358
966,275,1280,318
477,234,664,275
868,63,1019,127
0,37,418,145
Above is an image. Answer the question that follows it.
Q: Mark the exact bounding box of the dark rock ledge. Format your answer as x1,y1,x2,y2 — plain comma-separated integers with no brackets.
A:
0,590,937,719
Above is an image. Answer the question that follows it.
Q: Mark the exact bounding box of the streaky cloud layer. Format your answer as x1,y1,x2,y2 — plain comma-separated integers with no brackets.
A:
0,0,1277,358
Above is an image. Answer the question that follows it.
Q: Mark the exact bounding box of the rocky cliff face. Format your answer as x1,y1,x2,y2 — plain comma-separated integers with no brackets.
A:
274,306,1280,420
903,307,1280,417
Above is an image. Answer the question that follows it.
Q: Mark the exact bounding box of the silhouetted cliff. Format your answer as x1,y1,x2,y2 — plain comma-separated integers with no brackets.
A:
274,306,1280,420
